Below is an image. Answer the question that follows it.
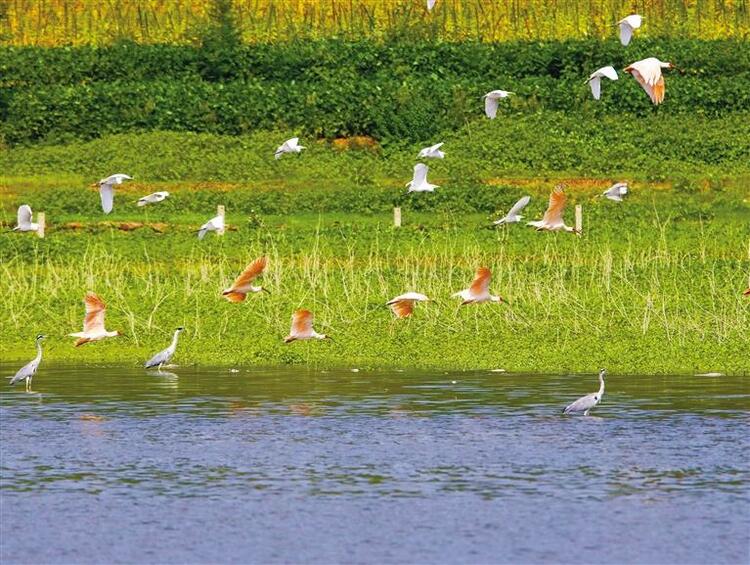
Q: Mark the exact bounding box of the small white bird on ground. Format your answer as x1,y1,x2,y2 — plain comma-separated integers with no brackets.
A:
563,369,606,416
13,205,39,232
69,292,122,347
386,292,430,318
137,191,170,207
8,334,46,391
527,184,579,233
587,66,618,100
144,327,184,370
223,256,269,302
483,90,513,119
418,142,445,159
602,182,628,202
406,163,438,193
284,310,331,343
494,195,531,225
453,267,505,305
94,174,132,214
197,215,225,240
275,137,305,159
617,14,642,46
624,57,675,105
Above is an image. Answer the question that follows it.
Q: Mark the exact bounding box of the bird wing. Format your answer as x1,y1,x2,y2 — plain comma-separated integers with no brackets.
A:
652,75,666,104
618,21,633,45
564,393,596,413
144,348,169,368
469,267,492,296
413,163,428,186
624,14,642,28
291,310,313,336
17,205,33,228
427,0,437,9
83,292,106,333
287,137,299,149
589,76,602,100
387,292,429,304
484,96,499,119
542,186,566,225
389,300,414,318
230,256,267,292
507,195,531,217
100,183,114,214
430,142,444,152
599,66,619,81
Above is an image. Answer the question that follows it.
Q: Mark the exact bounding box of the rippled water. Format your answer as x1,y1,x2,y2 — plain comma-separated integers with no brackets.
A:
1,365,748,564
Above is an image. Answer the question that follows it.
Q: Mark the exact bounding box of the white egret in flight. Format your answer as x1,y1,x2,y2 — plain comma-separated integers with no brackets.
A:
13,205,39,232
563,369,606,416
494,195,531,225
453,267,505,305
94,173,132,214
587,66,618,100
223,256,269,302
386,292,430,318
197,214,224,240
406,163,438,193
275,137,305,159
527,184,579,233
483,90,513,119
69,292,122,347
284,310,331,343
617,14,642,46
418,142,445,159
602,182,628,202
624,57,675,105
137,191,170,206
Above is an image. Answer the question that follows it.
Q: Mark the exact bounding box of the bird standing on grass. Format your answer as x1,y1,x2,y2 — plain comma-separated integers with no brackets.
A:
624,58,675,105
197,214,224,240
94,174,132,214
284,310,331,343
418,142,445,159
406,163,438,193
13,205,39,232
453,267,505,305
483,90,513,119
8,335,46,392
137,191,170,206
69,292,122,347
494,195,531,225
223,257,269,302
144,327,184,370
587,66,618,100
602,182,629,202
617,14,642,46
527,184,579,234
275,137,305,159
387,292,430,318
563,369,606,416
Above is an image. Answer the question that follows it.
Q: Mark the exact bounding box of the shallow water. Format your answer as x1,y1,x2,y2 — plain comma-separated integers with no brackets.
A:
1,364,748,564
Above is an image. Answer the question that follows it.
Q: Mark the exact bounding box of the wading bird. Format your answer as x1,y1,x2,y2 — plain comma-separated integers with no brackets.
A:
624,58,675,105
587,66,618,100
284,310,331,343
494,195,531,225
275,137,305,159
563,369,606,416
137,191,170,206
94,173,132,214
617,14,642,46
69,292,122,347
453,267,505,305
406,163,438,193
197,214,224,240
386,292,430,318
527,184,579,234
483,90,513,119
144,327,184,370
13,205,39,232
223,256,269,302
602,182,628,202
8,334,46,392
418,142,445,159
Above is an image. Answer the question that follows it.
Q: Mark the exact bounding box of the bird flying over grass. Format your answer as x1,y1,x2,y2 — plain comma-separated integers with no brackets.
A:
387,292,430,318
587,66,618,100
624,57,675,105
494,195,531,225
602,182,628,202
69,292,122,347
137,191,170,206
284,310,330,343
406,163,438,193
527,184,579,233
13,205,39,232
223,256,269,302
483,90,513,119
617,14,642,46
417,142,445,159
275,137,305,159
198,214,224,240
94,173,132,214
563,369,606,416
453,267,505,305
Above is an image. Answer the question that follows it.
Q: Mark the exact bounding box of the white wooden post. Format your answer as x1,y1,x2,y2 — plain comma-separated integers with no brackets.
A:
393,207,401,228
575,205,582,234
37,212,45,238
217,205,225,236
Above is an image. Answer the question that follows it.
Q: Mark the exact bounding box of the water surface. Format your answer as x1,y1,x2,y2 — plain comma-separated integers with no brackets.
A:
1,365,748,564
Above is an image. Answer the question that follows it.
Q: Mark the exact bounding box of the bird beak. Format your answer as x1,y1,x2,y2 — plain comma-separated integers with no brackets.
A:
89,182,99,188
325,336,334,341
261,287,271,294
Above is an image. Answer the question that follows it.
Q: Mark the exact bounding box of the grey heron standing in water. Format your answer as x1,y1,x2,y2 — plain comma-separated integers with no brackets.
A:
8,335,46,391
563,369,606,416
144,327,184,370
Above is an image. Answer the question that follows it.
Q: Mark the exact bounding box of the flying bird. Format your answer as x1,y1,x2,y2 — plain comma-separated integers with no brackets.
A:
406,163,438,193
8,334,45,392
94,173,132,214
197,214,225,240
223,256,269,302
275,137,305,159
587,66,618,100
418,142,445,159
624,57,675,105
144,327,184,370
13,205,39,232
137,191,170,207
494,195,531,225
617,14,642,46
563,369,606,416
386,292,430,318
602,182,628,202
69,292,122,347
284,310,330,343
453,267,505,305
483,90,513,119
527,184,579,233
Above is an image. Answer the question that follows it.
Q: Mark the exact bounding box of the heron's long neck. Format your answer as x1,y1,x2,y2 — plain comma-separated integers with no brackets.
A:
597,374,605,396
34,340,43,362
170,331,182,349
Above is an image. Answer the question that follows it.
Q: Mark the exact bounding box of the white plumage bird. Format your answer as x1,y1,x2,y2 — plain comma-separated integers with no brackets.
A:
427,0,437,10
222,256,269,302
144,327,184,370
275,137,305,159
284,310,331,343
624,57,675,105
602,182,628,202
8,334,45,391
13,205,39,232
418,142,445,159
406,163,438,193
453,267,505,305
527,184,579,233
386,292,430,318
137,191,170,207
69,292,122,347
494,195,531,225
94,173,132,214
197,215,225,240
563,369,606,416
587,66,618,100
483,90,513,119
617,14,642,46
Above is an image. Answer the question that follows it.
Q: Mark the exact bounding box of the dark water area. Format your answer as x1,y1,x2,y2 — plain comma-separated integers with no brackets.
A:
1,364,748,564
